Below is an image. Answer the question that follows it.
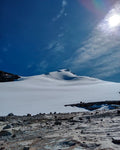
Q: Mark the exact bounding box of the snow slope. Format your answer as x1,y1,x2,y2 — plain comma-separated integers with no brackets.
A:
0,69,120,115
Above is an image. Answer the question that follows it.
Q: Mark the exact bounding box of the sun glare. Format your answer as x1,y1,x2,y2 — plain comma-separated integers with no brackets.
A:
108,14,120,28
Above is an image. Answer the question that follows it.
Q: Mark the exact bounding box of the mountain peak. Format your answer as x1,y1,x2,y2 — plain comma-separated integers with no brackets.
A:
43,69,102,82
44,69,79,81
57,69,71,72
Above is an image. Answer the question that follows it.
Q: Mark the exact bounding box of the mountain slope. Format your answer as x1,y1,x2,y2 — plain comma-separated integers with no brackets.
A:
0,69,120,115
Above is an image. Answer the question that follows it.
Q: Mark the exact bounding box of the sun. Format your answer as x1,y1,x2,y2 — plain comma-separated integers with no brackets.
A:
108,14,120,28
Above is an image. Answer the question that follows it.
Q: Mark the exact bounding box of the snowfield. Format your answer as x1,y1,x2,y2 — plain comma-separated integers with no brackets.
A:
0,69,120,115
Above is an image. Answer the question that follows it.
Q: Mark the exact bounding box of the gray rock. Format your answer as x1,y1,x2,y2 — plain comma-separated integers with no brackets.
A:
112,138,120,145
3,124,11,130
59,140,77,147
0,147,5,150
23,146,30,150
0,130,11,137
7,113,14,117
0,117,6,122
54,120,61,125
27,114,31,117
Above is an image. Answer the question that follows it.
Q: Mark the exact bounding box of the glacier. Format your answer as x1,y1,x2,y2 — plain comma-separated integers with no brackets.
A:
0,69,120,115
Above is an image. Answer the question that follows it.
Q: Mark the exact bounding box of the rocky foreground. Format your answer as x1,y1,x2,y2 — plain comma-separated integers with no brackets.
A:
0,110,120,150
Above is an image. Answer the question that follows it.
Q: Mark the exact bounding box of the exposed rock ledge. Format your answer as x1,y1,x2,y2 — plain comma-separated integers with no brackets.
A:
65,100,120,111
0,71,20,82
0,109,120,150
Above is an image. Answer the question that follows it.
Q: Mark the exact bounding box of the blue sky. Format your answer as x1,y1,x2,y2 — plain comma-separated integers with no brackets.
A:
0,0,120,82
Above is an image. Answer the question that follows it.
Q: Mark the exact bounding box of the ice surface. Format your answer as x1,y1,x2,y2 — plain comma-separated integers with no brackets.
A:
0,70,120,115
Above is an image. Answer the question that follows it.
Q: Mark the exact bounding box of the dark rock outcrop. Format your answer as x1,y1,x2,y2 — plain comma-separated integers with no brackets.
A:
0,130,11,137
112,138,120,145
65,100,120,111
3,124,11,130
23,147,30,150
0,71,20,82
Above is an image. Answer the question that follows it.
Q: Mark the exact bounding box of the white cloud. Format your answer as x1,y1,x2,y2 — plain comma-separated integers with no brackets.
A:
67,1,120,78
52,0,67,22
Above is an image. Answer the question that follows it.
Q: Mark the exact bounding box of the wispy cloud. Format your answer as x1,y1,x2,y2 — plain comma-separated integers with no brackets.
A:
27,60,48,74
37,60,48,71
92,48,120,77
52,0,67,22
46,40,65,53
67,1,120,78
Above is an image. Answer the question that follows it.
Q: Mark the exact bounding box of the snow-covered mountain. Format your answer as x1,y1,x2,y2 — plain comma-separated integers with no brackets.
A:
0,69,120,115
42,69,101,82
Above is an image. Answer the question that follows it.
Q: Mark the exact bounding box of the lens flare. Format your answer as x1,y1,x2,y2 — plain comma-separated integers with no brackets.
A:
79,0,108,14
93,0,105,11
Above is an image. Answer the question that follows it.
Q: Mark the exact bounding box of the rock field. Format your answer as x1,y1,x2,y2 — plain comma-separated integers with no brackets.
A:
0,109,120,150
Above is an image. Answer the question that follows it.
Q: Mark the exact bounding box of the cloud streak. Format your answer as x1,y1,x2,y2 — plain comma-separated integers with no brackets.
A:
47,40,65,53
67,1,120,78
52,0,67,21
